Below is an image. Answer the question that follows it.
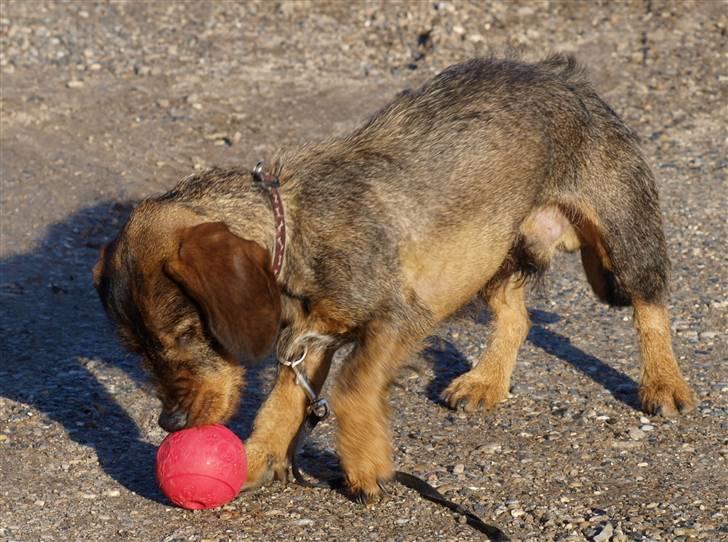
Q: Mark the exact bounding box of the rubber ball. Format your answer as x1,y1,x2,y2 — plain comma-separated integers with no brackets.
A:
156,424,247,509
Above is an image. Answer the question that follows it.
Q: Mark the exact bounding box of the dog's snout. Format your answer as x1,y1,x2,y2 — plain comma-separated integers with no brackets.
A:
158,410,188,432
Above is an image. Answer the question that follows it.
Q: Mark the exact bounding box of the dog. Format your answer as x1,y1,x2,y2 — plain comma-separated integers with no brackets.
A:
93,55,696,500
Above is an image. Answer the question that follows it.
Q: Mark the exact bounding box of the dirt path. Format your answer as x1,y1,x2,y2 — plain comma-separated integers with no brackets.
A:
1,2,726,540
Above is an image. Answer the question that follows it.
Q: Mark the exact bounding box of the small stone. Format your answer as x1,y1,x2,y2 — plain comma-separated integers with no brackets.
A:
593,522,614,542
612,524,628,542
641,424,654,431
452,463,465,474
34,499,45,506
628,428,646,440
639,416,650,424
66,80,84,88
700,331,718,339
89,63,101,71
476,443,501,454
0,434,8,442
293,519,314,526
104,489,121,497
156,99,170,108
510,509,526,518
673,527,698,536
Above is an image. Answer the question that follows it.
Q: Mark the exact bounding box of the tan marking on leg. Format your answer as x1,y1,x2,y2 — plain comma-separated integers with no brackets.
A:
634,300,696,415
332,320,424,500
244,346,335,489
443,275,529,411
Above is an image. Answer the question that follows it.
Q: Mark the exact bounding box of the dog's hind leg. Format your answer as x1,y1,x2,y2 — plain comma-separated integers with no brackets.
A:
569,156,696,415
442,274,530,411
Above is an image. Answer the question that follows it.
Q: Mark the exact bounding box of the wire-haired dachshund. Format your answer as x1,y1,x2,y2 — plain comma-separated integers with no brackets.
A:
93,55,695,500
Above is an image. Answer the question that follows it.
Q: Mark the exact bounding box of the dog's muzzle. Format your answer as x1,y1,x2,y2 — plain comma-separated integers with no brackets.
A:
158,410,188,432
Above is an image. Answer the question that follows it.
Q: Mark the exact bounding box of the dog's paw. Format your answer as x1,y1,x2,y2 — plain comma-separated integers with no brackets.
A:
442,372,509,412
639,378,696,416
242,442,289,491
347,476,390,504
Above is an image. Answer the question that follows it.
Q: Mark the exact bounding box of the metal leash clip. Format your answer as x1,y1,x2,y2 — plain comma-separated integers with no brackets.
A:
252,160,280,188
278,346,330,420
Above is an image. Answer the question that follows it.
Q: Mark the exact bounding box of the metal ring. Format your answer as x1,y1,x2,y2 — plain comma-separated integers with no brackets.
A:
278,345,307,368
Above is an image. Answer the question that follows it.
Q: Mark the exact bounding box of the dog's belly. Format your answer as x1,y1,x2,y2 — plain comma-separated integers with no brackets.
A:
400,221,514,321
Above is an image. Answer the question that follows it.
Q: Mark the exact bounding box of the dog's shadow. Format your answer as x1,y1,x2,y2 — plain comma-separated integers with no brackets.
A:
0,201,268,504
424,307,639,409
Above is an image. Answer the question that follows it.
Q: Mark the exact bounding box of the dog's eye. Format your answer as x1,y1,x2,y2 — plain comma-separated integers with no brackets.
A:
176,328,197,348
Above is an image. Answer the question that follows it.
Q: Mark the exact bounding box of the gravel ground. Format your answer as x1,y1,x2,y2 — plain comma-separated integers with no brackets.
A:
1,1,726,541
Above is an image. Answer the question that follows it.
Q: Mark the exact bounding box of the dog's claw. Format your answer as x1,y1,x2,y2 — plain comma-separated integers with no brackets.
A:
352,489,369,505
377,479,390,495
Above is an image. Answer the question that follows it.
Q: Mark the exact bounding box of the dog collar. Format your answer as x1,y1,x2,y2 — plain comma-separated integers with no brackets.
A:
252,161,286,277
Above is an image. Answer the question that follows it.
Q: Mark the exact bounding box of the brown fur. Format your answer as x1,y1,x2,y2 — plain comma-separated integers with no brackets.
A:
94,55,696,500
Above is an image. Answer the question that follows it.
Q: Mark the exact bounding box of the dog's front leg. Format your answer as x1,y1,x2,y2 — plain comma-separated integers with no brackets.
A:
332,319,423,502
244,346,335,489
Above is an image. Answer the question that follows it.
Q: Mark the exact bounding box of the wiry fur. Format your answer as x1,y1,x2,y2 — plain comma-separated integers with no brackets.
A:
94,55,695,501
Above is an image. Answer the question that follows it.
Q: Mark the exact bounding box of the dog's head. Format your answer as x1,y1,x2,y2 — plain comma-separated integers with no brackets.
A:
93,202,281,431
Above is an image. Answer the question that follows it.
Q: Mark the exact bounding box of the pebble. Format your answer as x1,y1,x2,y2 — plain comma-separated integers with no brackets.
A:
293,519,314,527
593,522,614,542
66,80,84,88
673,526,698,536
476,443,501,454
452,463,465,474
699,331,718,339
104,489,121,497
628,427,646,440
641,424,655,431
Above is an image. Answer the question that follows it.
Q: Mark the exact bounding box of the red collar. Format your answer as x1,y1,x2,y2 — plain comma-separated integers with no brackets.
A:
252,162,286,277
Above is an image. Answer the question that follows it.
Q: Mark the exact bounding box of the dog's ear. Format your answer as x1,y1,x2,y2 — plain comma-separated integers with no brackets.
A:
165,222,281,362
92,244,108,291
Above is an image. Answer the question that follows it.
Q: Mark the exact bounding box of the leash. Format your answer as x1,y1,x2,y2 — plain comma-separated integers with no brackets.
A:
280,351,510,541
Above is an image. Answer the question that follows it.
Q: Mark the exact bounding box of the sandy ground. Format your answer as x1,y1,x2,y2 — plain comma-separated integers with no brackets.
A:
1,1,726,541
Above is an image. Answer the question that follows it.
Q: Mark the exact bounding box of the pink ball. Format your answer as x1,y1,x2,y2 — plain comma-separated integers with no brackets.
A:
156,424,247,509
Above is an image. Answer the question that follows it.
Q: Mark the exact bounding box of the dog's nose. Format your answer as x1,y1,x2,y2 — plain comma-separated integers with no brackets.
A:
158,410,188,432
